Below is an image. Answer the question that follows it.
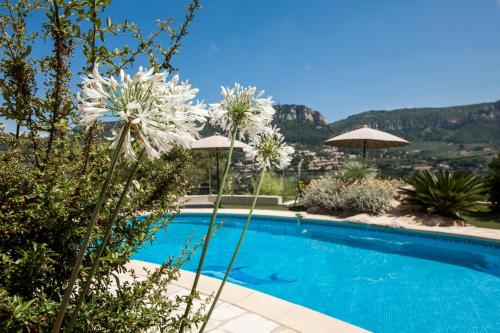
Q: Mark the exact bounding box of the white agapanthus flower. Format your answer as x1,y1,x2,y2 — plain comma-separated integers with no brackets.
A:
244,126,294,170
77,65,207,161
209,83,275,140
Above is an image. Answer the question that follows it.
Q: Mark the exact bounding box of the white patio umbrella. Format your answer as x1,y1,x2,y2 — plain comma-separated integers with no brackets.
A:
324,125,409,159
191,134,249,193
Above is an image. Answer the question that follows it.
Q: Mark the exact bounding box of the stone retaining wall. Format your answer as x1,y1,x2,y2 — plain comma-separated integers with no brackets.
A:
184,195,282,205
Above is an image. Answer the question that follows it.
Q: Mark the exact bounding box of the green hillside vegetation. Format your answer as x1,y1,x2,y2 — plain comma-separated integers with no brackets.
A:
274,102,499,175
274,101,500,147
272,118,331,145
328,101,500,144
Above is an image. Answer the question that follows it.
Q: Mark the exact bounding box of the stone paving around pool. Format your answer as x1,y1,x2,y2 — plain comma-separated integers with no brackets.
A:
164,284,290,333
124,260,369,333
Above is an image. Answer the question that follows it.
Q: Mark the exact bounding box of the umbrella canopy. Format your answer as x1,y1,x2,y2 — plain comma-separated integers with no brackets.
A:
191,134,248,151
324,125,409,158
191,134,249,194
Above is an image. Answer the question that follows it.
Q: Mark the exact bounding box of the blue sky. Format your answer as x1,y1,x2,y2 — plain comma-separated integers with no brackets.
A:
3,0,500,133
127,0,500,122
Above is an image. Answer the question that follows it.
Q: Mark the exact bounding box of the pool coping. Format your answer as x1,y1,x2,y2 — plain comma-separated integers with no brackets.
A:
127,260,369,333
180,208,500,244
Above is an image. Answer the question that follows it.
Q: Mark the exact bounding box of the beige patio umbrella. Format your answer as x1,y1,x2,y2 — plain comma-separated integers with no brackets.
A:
324,125,409,159
191,134,249,193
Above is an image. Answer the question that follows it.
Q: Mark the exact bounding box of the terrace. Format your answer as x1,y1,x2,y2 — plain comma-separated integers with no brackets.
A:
1,1,499,332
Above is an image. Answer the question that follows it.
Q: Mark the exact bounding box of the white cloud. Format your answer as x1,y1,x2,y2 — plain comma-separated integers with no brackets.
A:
208,42,219,56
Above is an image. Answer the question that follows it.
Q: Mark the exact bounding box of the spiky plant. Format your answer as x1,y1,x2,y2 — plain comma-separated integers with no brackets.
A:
340,159,378,182
399,169,488,218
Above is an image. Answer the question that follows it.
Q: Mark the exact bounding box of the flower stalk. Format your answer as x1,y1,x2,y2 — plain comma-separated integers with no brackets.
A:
66,148,146,332
197,125,293,332
179,83,275,333
51,122,131,333
179,127,238,333
198,167,266,333
52,66,206,332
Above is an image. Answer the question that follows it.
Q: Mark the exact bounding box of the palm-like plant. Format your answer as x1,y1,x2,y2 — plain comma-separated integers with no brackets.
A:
399,169,488,218
340,159,378,182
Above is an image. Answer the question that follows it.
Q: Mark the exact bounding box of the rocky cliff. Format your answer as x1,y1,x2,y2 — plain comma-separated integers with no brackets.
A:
274,104,327,127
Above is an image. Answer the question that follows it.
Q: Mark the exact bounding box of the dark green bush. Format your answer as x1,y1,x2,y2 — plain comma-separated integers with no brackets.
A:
0,135,206,332
400,169,488,218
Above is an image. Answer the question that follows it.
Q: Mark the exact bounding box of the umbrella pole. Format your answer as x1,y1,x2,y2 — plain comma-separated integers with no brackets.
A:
216,148,220,194
208,168,212,195
363,140,366,161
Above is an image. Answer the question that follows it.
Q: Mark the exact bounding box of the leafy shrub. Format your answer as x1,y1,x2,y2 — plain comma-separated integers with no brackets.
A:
0,137,205,332
399,169,488,218
303,177,394,214
303,176,345,210
250,172,298,199
487,152,500,211
296,179,312,201
340,159,378,182
253,172,283,195
0,0,204,331
342,180,395,214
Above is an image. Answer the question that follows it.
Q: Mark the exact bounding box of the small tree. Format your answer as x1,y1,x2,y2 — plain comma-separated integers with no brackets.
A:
0,1,206,332
0,0,40,145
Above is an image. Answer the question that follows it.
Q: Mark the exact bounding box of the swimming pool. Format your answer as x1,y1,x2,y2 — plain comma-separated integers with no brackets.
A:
132,213,500,333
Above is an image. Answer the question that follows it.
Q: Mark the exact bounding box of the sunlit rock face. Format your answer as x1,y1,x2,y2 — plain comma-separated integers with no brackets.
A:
274,104,327,126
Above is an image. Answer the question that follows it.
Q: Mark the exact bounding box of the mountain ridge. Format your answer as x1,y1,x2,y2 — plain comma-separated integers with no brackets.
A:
99,100,500,149
273,101,500,147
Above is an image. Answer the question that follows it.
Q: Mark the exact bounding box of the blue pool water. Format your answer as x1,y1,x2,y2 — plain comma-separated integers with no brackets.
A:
132,214,500,333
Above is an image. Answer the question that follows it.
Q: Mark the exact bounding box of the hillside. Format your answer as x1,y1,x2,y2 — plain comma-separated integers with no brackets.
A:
272,104,331,145
327,101,500,145
269,101,500,148
272,102,500,174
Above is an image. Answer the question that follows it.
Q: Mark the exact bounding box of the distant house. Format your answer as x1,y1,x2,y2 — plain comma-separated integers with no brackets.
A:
437,163,451,169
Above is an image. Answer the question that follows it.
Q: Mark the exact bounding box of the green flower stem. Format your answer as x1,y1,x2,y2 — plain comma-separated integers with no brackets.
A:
66,149,146,332
51,122,130,333
199,168,266,333
179,128,238,333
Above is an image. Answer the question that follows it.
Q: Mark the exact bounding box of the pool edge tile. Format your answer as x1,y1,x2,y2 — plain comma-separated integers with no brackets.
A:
126,260,370,333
